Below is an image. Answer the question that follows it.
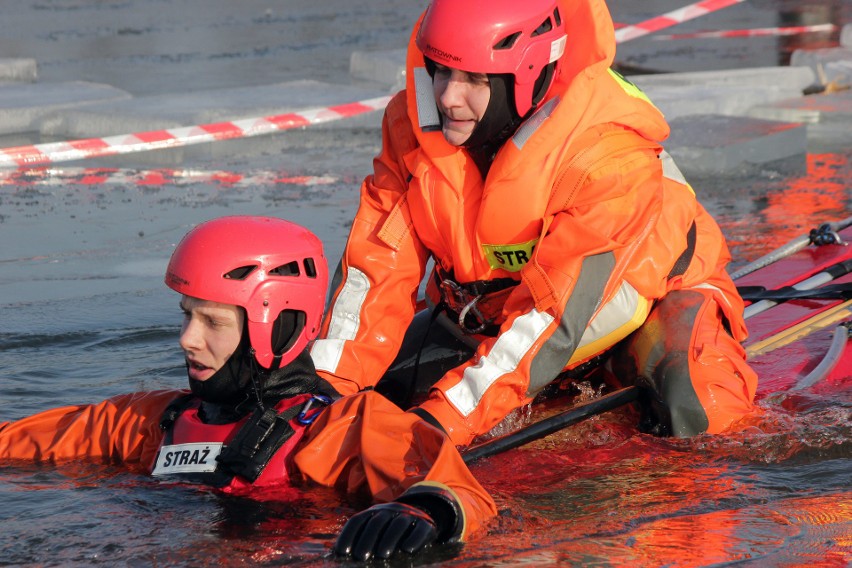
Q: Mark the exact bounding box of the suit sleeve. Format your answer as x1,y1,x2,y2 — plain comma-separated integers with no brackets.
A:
310,93,430,396
418,144,721,445
293,390,497,540
0,390,182,468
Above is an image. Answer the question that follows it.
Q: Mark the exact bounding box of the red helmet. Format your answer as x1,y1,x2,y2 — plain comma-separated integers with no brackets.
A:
165,216,328,370
415,0,567,116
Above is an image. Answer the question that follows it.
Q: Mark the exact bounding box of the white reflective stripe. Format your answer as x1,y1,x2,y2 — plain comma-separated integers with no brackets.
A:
310,267,370,374
446,309,554,417
660,150,687,185
310,338,347,374
152,442,223,476
327,267,370,340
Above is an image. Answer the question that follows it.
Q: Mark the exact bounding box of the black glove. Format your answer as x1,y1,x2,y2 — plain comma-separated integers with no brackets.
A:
334,484,464,561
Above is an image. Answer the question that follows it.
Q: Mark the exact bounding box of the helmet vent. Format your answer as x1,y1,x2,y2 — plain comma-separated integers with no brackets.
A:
269,261,301,277
493,32,521,51
553,8,562,27
303,257,318,278
531,17,553,37
224,265,258,280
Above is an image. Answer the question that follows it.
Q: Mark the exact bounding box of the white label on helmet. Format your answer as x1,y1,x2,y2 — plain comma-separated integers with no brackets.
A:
550,35,567,63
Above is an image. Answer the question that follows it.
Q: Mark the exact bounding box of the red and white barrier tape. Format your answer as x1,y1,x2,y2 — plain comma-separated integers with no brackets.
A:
615,0,747,43
0,95,391,169
0,166,339,187
0,0,748,170
652,23,836,40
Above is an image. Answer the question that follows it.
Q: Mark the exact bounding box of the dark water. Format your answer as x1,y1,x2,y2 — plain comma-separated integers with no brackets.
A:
1,152,849,568
1,0,851,566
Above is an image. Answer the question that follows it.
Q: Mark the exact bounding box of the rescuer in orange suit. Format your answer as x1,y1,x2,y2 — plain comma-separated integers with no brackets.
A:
317,0,760,556
0,216,497,561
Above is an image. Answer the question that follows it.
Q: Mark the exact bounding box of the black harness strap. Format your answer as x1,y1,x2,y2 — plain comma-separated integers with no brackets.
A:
432,267,517,336
158,394,314,484
667,222,697,280
215,403,305,482
159,393,196,445
432,267,517,298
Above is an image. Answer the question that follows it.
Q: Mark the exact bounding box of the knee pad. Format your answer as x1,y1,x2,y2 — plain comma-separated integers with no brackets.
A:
611,290,710,437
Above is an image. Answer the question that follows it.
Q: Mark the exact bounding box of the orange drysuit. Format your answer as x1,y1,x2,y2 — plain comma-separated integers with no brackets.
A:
0,389,497,539
311,0,757,442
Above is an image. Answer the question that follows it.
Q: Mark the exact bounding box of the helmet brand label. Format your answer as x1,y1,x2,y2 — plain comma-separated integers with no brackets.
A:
165,271,189,287
483,238,539,272
424,43,462,64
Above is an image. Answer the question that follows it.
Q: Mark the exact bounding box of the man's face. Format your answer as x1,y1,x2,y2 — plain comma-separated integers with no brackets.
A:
179,295,244,382
432,63,491,146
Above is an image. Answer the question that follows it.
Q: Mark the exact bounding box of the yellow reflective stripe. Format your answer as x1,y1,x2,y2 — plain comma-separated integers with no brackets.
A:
482,238,539,272
608,68,656,108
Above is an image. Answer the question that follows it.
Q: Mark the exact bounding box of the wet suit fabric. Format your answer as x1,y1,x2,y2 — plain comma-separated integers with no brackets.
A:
0,389,497,538
310,0,758,445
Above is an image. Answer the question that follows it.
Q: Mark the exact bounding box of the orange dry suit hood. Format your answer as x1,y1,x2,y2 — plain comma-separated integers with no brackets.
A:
404,0,671,175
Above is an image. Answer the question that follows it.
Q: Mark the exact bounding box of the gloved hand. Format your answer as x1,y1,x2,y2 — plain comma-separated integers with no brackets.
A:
334,502,438,561
334,483,464,561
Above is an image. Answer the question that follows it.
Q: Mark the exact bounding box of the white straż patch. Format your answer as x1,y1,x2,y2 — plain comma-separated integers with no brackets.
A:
152,442,223,476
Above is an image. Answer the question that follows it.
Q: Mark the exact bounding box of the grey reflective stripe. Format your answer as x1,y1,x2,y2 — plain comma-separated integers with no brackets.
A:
660,150,687,185
528,252,616,393
310,267,370,374
445,308,555,417
512,96,560,150
413,67,441,132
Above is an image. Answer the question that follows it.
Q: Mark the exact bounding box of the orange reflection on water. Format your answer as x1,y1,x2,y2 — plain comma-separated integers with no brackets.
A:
720,152,851,265
611,493,851,567
760,153,849,242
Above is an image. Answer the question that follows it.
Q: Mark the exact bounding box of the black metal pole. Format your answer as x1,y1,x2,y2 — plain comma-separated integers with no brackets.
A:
462,385,640,464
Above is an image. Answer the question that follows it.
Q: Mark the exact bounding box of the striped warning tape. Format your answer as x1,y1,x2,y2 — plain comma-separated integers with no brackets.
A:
615,0,747,43
0,166,339,187
0,0,747,170
0,95,391,169
653,23,837,40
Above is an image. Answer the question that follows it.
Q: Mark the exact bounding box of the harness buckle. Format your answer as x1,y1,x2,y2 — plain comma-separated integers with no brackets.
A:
439,278,493,335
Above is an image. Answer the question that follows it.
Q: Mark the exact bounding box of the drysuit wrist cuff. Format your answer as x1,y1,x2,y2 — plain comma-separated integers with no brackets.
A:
396,482,465,543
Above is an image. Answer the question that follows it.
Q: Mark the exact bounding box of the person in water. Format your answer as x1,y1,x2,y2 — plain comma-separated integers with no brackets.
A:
316,0,760,557
0,215,497,560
